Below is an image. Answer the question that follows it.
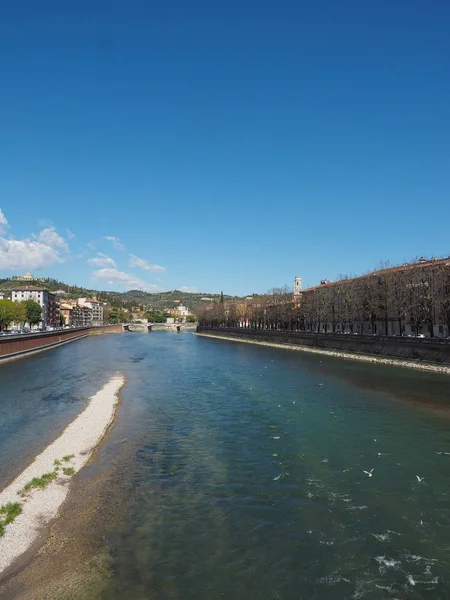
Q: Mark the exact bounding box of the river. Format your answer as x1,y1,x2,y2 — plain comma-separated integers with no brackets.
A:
1,331,450,599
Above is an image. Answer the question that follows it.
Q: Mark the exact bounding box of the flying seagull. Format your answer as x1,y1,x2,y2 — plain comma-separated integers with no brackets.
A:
416,475,424,483
363,469,374,477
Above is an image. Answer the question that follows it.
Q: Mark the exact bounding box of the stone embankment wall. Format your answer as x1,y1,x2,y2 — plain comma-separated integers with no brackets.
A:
197,327,450,365
0,324,123,362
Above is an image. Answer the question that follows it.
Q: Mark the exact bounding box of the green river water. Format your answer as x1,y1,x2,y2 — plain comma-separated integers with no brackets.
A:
1,331,450,599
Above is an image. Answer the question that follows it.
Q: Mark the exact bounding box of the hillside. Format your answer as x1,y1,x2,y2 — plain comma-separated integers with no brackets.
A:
115,289,242,311
0,277,97,297
0,277,242,311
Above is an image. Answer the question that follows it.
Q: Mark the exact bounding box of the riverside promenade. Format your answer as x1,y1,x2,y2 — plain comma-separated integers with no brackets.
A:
0,325,123,362
196,326,450,370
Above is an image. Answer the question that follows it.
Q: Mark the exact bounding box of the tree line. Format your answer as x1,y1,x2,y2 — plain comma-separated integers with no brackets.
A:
0,299,43,330
105,306,133,324
197,259,450,338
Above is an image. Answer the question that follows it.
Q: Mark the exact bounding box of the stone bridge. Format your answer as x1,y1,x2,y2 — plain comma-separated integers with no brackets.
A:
123,323,196,333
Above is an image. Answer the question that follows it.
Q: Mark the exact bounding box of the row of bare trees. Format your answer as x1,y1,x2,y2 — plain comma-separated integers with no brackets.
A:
197,259,450,338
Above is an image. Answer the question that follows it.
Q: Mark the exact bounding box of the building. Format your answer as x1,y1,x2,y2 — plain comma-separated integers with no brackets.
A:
296,257,450,338
60,303,73,326
11,286,60,329
79,305,93,326
13,272,38,281
166,303,192,321
294,277,302,297
200,257,450,338
60,302,83,327
48,293,60,328
60,300,94,327
77,298,103,326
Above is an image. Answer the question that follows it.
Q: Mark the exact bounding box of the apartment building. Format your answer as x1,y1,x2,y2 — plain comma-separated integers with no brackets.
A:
11,286,60,329
77,298,103,326
60,301,94,327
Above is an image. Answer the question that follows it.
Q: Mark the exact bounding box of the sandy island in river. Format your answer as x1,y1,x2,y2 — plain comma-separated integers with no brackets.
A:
0,374,125,576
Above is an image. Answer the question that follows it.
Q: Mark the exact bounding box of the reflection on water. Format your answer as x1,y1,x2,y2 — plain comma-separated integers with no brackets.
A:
2,332,450,599
0,336,123,489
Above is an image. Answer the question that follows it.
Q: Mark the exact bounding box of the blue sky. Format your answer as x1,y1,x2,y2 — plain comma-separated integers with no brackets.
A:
1,1,449,295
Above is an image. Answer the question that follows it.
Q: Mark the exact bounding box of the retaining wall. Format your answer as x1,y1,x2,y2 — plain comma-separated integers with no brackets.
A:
196,327,450,365
0,324,123,362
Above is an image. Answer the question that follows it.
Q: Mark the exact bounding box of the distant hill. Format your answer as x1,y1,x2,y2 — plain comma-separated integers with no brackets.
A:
0,277,243,311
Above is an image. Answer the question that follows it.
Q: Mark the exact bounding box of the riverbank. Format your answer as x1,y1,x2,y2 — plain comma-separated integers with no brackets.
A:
0,325,123,364
196,332,450,374
0,374,125,579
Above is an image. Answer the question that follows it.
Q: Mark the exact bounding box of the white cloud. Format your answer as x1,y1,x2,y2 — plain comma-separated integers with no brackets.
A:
0,238,62,271
87,253,116,268
0,209,8,235
103,236,125,251
38,227,69,254
129,254,165,272
0,218,70,272
66,228,75,239
91,268,159,292
180,286,198,293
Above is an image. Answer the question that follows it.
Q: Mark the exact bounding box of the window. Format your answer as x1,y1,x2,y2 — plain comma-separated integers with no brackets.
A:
439,325,443,333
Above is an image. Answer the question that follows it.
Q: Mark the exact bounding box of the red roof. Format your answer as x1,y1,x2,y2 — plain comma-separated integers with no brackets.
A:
12,286,46,291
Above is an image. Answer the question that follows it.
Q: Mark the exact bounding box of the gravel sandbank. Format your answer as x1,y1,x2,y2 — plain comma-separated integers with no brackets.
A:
0,374,125,576
196,333,450,374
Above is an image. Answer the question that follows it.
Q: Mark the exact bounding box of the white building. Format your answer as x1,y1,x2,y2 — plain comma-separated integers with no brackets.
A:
77,298,103,326
167,304,191,318
178,304,190,317
11,286,60,329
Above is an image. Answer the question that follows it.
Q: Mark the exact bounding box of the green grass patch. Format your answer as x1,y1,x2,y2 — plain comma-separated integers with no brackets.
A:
20,471,58,495
62,454,75,462
62,467,75,476
0,502,22,536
